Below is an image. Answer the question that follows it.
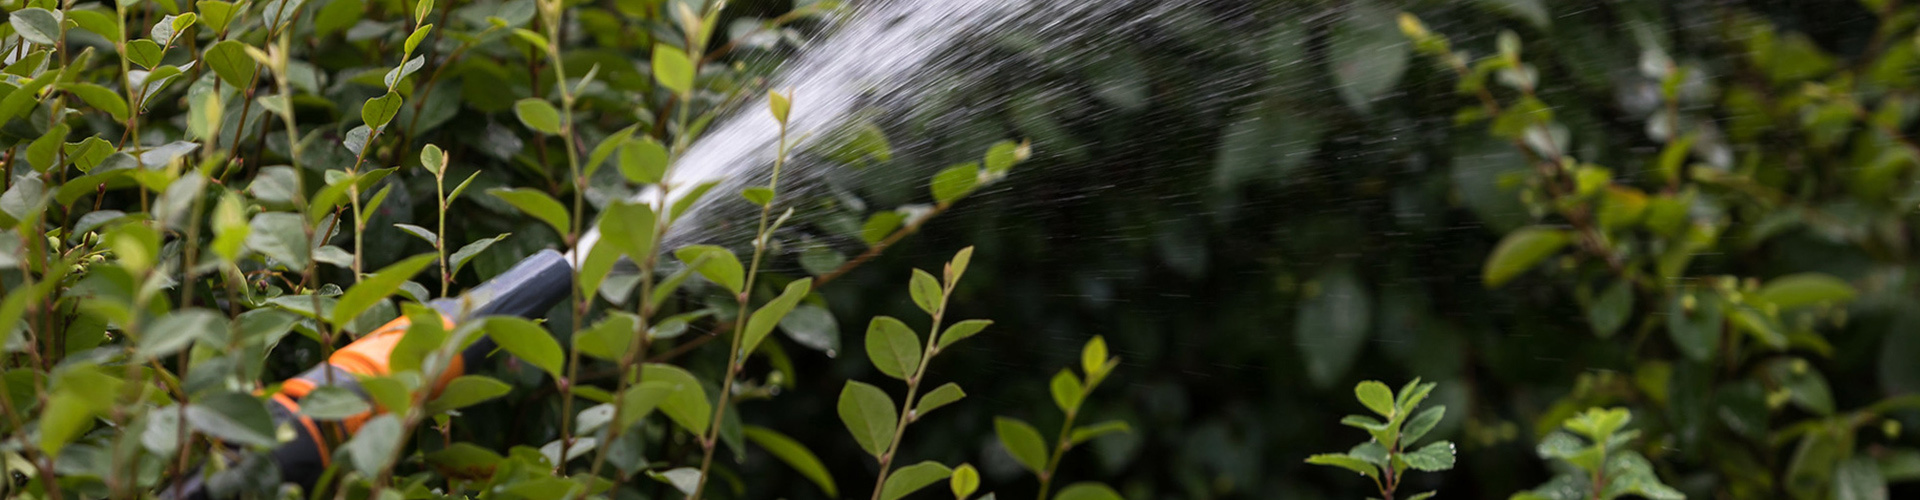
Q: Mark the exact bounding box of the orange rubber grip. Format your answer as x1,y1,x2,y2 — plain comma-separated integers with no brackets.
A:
281,314,465,435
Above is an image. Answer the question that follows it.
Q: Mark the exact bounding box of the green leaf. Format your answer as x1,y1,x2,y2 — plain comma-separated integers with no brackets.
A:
652,44,695,94
204,40,256,88
345,414,402,477
1589,280,1633,338
138,308,224,360
914,382,965,417
11,8,63,46
649,468,701,495
187,90,224,140
1757,273,1858,309
574,313,637,362
300,386,371,420
1355,380,1395,417
127,39,165,69
333,254,437,325
930,163,980,204
426,375,511,413
994,417,1048,475
742,186,775,206
745,278,813,354
38,391,93,457
1069,420,1131,445
865,316,922,380
1402,405,1447,444
450,233,510,276
1329,4,1409,113
1667,289,1724,363
744,425,839,497
426,443,502,481
420,143,446,175
186,391,277,448
211,192,250,262
1482,226,1571,287
394,223,437,245
363,91,404,129
487,188,570,238
1054,483,1124,500
768,90,791,124
880,461,952,500
65,83,130,122
1306,453,1378,479
642,363,711,435
984,140,1022,174
838,380,897,458
485,316,564,380
1080,335,1109,378
200,1,238,32
315,0,361,37
673,245,745,294
616,381,675,430
937,319,991,349
1349,442,1389,466
514,98,563,135
618,138,669,184
862,211,904,245
245,212,310,270
584,125,638,178
778,304,840,353
1835,456,1889,500
950,463,980,499
405,24,434,55
414,0,435,23
1051,369,1084,412
1295,266,1372,388
909,268,942,314
597,201,657,262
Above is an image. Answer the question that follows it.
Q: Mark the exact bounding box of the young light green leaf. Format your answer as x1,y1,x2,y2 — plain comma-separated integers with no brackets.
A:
984,140,1022,174
880,461,952,500
838,380,897,458
930,163,980,204
950,463,980,499
513,98,562,135
211,192,250,262
745,278,814,354
937,319,991,350
744,425,839,497
332,254,437,325
994,417,1048,475
1054,483,1124,500
485,316,565,380
865,316,922,380
914,382,965,417
574,313,636,362
421,143,446,175
909,268,942,314
414,0,435,23
769,90,791,124
1355,380,1395,417
862,211,904,245
187,90,224,140
673,245,745,294
405,24,434,55
1069,420,1131,445
487,188,570,237
947,246,974,283
362,91,404,129
652,44,694,94
1081,335,1109,378
426,376,512,413
1482,226,1571,287
742,186,774,206
1050,369,1084,412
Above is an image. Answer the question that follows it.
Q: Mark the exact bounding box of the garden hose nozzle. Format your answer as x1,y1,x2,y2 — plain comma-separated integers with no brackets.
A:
163,250,574,500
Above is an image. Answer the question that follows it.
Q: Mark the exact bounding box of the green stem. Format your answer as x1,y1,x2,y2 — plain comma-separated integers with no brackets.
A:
867,283,955,500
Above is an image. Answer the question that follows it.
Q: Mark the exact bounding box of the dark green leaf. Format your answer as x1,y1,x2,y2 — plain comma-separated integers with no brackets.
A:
1306,453,1378,479
1069,420,1131,445
485,316,564,380
880,461,952,500
426,375,511,413
1757,273,1857,309
1403,441,1456,471
333,254,437,325
1054,483,1123,500
994,417,1048,475
1667,289,1724,363
300,386,371,420
186,391,277,448
487,188,570,237
345,414,402,477
744,425,839,497
11,9,62,46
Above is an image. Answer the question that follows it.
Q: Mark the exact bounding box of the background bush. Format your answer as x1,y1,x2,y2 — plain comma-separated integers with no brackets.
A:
9,0,1920,499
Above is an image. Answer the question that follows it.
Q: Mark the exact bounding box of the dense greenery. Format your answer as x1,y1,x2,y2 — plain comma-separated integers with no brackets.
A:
10,0,1920,498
